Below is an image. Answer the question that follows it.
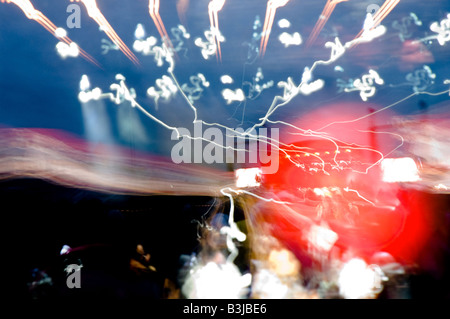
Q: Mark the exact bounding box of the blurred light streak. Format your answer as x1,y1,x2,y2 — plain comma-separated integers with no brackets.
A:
71,0,140,66
306,0,348,47
208,0,226,61
0,128,234,195
176,0,189,26
149,0,173,49
1,0,99,67
352,0,400,48
260,0,290,57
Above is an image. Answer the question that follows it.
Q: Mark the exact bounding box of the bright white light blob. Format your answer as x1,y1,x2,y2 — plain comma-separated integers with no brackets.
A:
55,27,67,38
134,23,146,39
278,32,302,47
182,261,251,299
222,88,245,104
307,224,338,252
278,18,291,28
56,41,79,58
381,157,420,183
252,269,289,298
60,245,71,255
80,74,90,91
338,258,381,299
220,75,234,84
78,87,102,103
235,167,262,188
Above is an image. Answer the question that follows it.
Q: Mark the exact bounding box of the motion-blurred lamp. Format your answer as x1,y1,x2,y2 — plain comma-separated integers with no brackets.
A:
381,157,420,183
235,167,262,188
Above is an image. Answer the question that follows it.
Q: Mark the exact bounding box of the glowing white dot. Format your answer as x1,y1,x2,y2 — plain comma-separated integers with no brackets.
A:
133,39,144,52
80,75,90,91
55,27,67,38
220,75,234,84
56,41,79,58
278,18,291,29
134,23,145,39
222,88,245,104
278,32,302,47
235,167,261,188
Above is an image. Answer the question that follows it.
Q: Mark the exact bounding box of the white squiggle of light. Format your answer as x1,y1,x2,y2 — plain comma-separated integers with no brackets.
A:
277,69,324,99
220,188,247,263
343,187,376,206
147,75,178,109
133,30,175,72
78,75,249,155
181,73,210,104
78,74,137,107
414,14,450,46
278,32,302,47
344,69,384,101
243,15,263,63
218,186,297,264
170,24,190,54
405,65,436,93
430,13,450,46
222,88,245,104
256,26,386,128
392,12,422,42
194,28,225,60
243,67,274,100
336,78,355,93
56,41,79,58
101,38,119,55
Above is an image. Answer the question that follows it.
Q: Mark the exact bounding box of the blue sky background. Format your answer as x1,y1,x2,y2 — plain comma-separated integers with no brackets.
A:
0,0,449,158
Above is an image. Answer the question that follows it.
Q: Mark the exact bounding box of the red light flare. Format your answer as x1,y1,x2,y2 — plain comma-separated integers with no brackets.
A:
259,102,433,262
1,0,100,67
